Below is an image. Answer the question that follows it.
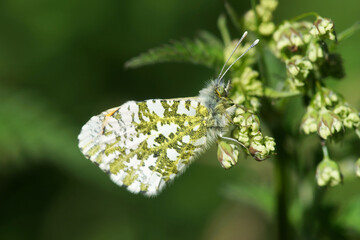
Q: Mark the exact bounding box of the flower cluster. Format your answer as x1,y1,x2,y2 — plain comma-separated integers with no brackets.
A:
244,0,278,36
310,17,336,41
316,156,342,187
272,17,343,92
231,67,263,111
301,87,360,139
232,108,275,161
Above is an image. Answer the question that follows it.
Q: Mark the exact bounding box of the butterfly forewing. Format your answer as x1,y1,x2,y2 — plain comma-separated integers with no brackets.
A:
78,98,210,196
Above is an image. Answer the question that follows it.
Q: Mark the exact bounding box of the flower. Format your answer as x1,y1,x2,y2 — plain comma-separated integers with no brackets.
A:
243,0,278,36
217,140,239,169
232,108,276,160
316,157,342,187
317,109,342,139
310,17,336,41
307,41,324,62
301,106,318,134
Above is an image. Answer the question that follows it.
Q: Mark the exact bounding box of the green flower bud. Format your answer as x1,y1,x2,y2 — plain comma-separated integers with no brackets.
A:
248,134,275,161
264,136,276,152
217,140,239,169
286,57,313,81
317,109,342,139
321,88,338,107
244,10,257,32
235,108,245,116
260,0,278,11
356,158,360,177
333,104,351,117
232,67,263,98
287,63,299,76
310,17,336,40
301,107,318,134
249,141,267,160
344,112,360,128
259,22,275,36
256,5,272,22
307,41,324,62
316,157,342,187
318,122,331,139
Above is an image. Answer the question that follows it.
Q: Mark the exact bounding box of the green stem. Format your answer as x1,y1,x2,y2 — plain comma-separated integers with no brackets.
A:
218,14,231,46
289,12,319,22
321,141,330,160
274,132,291,240
260,54,291,240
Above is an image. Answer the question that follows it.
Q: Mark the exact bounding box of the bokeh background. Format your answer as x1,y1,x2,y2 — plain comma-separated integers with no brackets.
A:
1,0,359,239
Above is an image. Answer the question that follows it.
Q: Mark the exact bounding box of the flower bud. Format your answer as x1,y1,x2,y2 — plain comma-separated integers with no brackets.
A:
264,136,276,152
260,0,278,11
307,41,324,62
286,57,313,81
259,22,275,35
316,158,342,187
310,17,336,40
344,112,360,128
301,107,318,134
317,109,342,139
217,140,239,169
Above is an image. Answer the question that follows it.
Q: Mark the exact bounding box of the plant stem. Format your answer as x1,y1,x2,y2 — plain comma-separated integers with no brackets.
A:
274,129,291,240
289,12,319,22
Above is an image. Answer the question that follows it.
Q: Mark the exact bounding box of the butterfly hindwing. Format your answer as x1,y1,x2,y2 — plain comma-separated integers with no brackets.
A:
78,98,210,196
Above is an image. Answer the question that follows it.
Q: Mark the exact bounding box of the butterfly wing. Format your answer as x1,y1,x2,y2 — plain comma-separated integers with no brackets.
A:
78,98,210,196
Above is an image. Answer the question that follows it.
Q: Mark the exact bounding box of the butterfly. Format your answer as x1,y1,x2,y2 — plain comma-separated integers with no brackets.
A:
78,31,259,196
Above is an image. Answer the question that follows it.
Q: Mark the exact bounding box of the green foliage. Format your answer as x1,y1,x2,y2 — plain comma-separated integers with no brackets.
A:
125,31,224,69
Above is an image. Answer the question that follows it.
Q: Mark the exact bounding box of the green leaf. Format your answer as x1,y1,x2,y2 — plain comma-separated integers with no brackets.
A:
125,32,224,69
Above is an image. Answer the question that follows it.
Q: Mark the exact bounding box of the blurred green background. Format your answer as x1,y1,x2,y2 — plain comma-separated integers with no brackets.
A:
1,0,359,239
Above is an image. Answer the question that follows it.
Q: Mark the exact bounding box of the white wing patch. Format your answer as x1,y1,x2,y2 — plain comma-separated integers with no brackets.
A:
78,99,210,196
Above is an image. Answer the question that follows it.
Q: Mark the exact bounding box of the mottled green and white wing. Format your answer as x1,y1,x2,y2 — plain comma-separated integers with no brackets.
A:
78,99,210,196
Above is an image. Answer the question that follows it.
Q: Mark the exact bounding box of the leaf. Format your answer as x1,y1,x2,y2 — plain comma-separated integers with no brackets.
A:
125,32,224,69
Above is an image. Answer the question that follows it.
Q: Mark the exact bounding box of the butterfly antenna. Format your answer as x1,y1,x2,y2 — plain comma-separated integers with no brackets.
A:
218,31,248,80
219,39,259,81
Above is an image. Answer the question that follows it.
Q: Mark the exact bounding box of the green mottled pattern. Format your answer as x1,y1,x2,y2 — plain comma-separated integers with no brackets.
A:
78,98,210,195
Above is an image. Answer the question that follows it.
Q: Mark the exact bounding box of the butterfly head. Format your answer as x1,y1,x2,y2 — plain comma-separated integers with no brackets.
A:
214,78,231,98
